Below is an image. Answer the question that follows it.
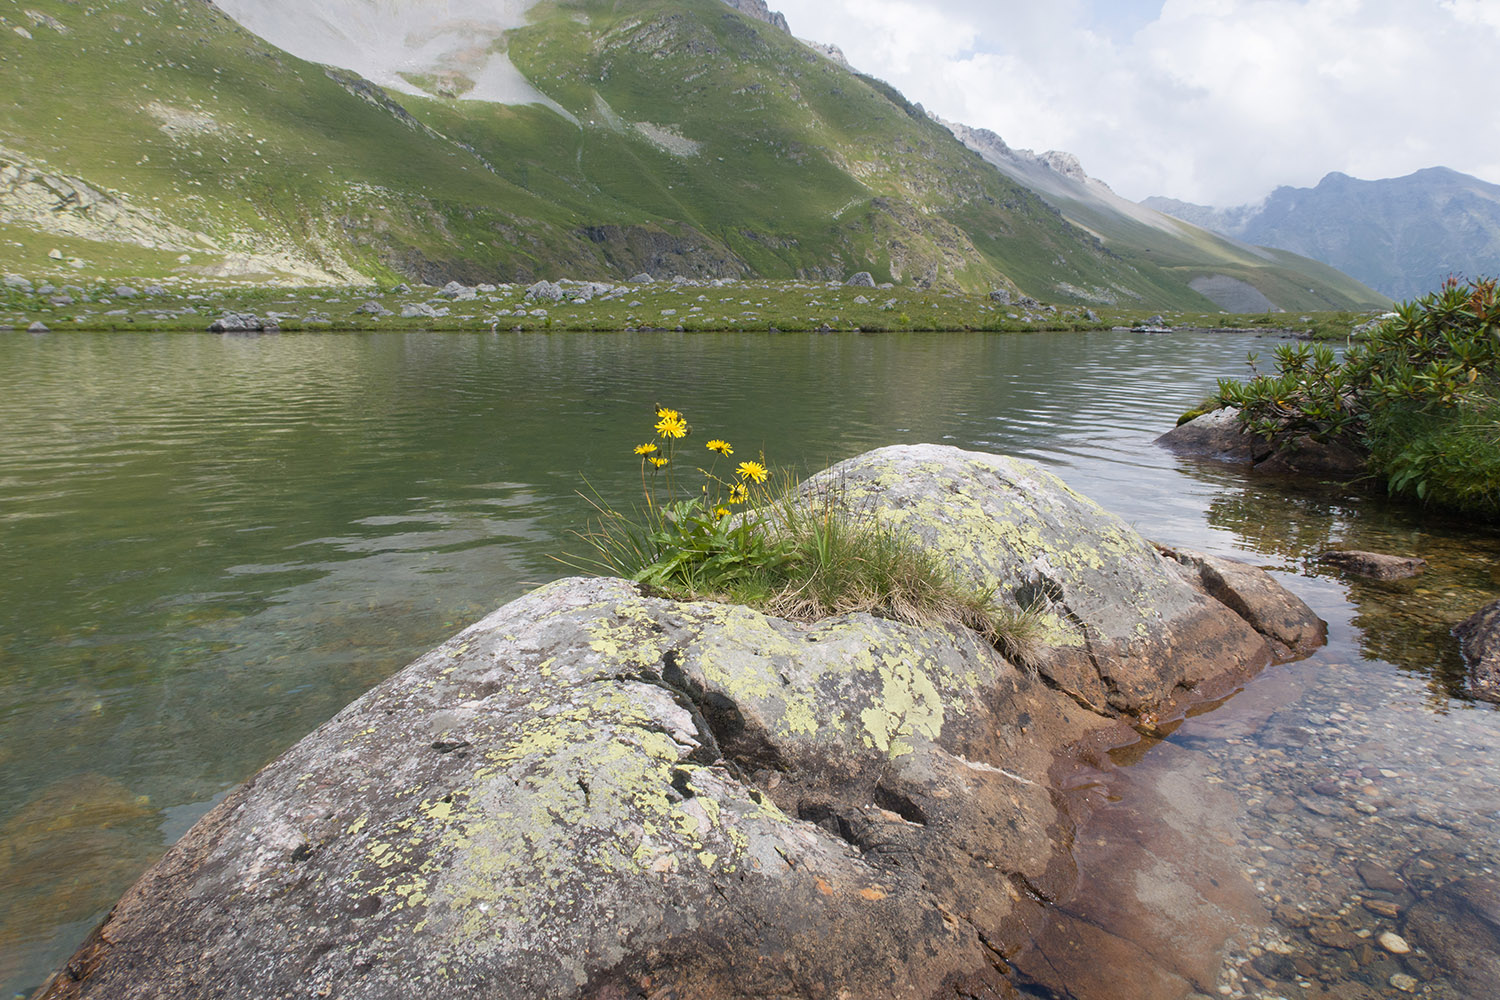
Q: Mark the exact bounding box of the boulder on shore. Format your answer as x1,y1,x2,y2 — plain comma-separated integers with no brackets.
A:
36,446,1324,1000
1157,407,1368,477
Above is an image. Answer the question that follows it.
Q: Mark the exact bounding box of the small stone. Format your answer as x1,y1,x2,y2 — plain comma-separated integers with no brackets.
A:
27,321,49,333
1390,972,1418,992
1378,931,1411,955
47,248,62,259
1363,899,1400,918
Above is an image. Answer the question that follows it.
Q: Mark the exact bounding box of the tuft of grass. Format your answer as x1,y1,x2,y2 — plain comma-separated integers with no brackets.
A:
567,422,1048,665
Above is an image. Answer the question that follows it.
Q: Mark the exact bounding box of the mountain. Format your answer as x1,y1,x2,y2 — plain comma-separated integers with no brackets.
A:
1145,168,1500,301
943,121,1387,313
0,0,1382,309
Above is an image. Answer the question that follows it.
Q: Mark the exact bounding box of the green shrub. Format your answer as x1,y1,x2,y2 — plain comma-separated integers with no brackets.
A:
1218,277,1500,515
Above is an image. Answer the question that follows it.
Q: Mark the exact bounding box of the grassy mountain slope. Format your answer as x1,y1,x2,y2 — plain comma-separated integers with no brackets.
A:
0,0,1380,307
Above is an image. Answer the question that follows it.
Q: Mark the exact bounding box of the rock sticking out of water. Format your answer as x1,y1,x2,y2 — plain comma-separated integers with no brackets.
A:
1318,550,1428,581
29,446,1325,1000
1453,600,1500,703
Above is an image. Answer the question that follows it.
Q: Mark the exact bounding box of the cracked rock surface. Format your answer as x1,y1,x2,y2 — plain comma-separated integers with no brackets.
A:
38,446,1323,1000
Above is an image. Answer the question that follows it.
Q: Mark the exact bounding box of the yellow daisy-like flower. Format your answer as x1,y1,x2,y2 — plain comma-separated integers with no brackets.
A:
649,457,670,469
655,413,689,439
714,507,731,520
634,443,659,456
736,461,768,484
706,439,733,456
728,484,749,504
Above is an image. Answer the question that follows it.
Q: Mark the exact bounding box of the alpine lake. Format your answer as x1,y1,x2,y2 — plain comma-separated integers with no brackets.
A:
2,326,1497,999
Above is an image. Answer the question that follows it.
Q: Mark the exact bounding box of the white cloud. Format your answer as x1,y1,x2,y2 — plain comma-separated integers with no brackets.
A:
775,0,1500,206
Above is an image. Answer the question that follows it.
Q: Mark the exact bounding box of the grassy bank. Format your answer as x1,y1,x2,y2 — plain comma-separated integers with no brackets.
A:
0,275,1393,335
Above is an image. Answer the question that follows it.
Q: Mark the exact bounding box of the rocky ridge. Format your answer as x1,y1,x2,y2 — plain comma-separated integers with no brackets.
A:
36,445,1323,1000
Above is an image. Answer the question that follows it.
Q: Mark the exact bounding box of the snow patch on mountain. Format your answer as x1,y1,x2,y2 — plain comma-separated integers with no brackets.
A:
213,0,572,119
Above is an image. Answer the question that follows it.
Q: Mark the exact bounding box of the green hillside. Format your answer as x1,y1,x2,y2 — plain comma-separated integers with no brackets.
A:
0,0,1382,307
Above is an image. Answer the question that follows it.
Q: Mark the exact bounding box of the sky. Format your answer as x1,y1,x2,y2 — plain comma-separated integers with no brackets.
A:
772,0,1500,207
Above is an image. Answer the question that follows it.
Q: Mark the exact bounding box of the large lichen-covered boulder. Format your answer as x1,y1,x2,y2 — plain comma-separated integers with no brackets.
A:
43,577,1095,1000
39,446,1323,1000
802,445,1290,713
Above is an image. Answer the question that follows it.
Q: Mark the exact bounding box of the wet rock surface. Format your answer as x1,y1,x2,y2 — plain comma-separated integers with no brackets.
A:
35,447,1323,1000
1453,600,1500,703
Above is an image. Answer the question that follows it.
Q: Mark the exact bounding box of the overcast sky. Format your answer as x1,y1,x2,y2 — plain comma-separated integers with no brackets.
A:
773,0,1500,207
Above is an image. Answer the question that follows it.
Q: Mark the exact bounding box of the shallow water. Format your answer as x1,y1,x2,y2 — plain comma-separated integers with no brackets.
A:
0,329,1495,997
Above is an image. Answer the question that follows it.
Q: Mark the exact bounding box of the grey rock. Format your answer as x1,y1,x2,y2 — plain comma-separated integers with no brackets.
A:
392,283,411,294
989,289,1012,305
27,321,49,333
845,271,876,287
1155,408,1255,464
208,313,278,334
399,303,449,319
3,273,32,290
114,286,139,299
439,281,478,301
33,446,1321,1000
357,300,391,317
628,272,655,283
1085,309,1100,322
525,280,566,303
49,295,74,307
1318,550,1427,581
798,445,1302,713
1147,314,1167,326
1454,600,1500,703
144,285,169,297
37,284,55,295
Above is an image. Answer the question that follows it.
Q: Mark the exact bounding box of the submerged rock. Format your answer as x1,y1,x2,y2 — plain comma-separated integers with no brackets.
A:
1318,550,1427,581
36,446,1323,1000
1404,876,1500,995
1454,600,1500,703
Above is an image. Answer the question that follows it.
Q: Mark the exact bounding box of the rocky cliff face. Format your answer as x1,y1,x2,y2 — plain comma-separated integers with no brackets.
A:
720,0,791,33
36,446,1323,1000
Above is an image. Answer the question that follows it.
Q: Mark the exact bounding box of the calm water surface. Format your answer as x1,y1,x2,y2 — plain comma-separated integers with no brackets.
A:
1,330,1496,998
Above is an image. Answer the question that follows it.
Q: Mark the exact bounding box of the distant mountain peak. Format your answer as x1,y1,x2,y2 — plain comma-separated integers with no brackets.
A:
1145,168,1500,299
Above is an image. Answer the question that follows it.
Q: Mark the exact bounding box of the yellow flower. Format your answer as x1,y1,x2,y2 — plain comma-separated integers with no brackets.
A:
729,483,749,504
706,439,733,456
736,461,768,484
634,443,659,456
655,413,689,439
649,457,670,469
714,506,731,520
